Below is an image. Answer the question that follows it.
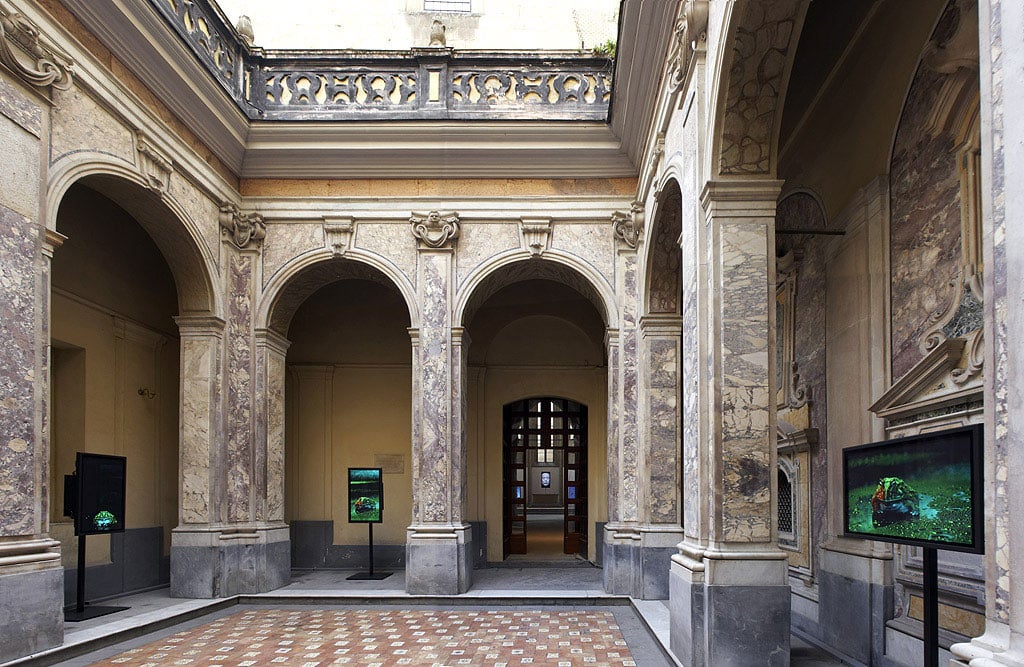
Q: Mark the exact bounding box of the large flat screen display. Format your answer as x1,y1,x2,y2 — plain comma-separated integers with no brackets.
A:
843,425,983,553
75,452,127,536
348,468,383,523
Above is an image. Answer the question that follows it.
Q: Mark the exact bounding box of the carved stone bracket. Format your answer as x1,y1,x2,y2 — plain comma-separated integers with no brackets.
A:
612,201,644,250
324,216,355,256
134,132,173,195
219,203,266,249
0,2,73,91
646,133,666,178
520,216,552,257
410,210,460,250
777,250,810,410
669,0,708,93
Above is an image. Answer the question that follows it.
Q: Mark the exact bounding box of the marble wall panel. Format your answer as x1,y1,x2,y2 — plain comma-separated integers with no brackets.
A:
416,252,451,523
455,222,519,290
262,223,323,287
0,76,42,139
620,255,639,523
890,66,964,380
718,222,771,542
0,112,42,220
606,340,620,523
226,253,254,522
0,204,40,536
265,349,287,522
648,338,680,524
357,222,416,286
551,223,614,286
648,201,682,314
50,86,134,166
180,335,218,523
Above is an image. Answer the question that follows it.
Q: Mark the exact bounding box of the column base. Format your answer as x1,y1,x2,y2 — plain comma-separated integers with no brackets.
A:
603,524,681,598
670,543,790,666
170,524,290,598
0,539,64,663
405,524,472,595
817,545,893,665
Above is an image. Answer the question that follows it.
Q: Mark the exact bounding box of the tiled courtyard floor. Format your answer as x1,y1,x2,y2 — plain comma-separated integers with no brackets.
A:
90,608,637,666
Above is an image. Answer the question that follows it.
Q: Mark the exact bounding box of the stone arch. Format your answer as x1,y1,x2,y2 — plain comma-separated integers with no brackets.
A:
257,248,420,336
47,154,220,317
644,177,683,315
713,0,811,177
454,249,618,330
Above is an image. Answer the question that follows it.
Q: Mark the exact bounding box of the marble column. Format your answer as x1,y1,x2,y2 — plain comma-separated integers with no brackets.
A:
604,230,643,595
0,73,63,662
636,315,685,600
669,180,790,666
952,0,1024,664
406,215,472,594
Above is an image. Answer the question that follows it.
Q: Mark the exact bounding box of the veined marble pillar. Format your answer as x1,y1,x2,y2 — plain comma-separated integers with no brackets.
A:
406,212,472,595
0,69,64,662
952,1,1024,664
604,222,642,595
669,180,790,666
636,315,685,600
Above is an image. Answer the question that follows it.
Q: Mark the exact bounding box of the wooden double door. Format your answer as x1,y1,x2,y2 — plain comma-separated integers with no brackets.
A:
502,398,588,558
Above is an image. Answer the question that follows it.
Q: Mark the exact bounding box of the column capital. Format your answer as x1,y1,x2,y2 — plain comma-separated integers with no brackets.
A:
41,228,66,258
604,327,621,346
451,326,471,348
254,327,291,356
699,178,785,213
638,314,684,336
174,315,227,337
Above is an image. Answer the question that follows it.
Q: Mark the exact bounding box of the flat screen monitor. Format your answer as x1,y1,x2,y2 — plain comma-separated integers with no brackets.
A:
75,452,127,536
843,425,983,553
348,468,383,523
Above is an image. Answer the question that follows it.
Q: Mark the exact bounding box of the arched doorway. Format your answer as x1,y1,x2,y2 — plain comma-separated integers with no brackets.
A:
49,175,215,603
502,397,588,558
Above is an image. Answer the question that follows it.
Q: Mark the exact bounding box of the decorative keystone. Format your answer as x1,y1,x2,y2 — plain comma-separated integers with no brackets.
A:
324,216,355,256
520,217,552,257
0,2,73,90
612,201,645,250
135,132,173,195
410,210,460,249
219,203,266,249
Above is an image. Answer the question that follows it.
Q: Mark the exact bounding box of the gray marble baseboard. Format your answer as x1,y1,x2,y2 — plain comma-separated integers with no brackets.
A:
818,567,892,665
405,530,473,595
0,566,64,664
171,538,290,598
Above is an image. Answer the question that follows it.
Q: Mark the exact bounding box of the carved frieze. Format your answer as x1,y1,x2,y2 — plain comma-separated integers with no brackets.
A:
411,210,460,250
0,2,73,91
323,216,355,256
612,202,644,250
134,131,173,195
520,216,552,257
219,203,266,249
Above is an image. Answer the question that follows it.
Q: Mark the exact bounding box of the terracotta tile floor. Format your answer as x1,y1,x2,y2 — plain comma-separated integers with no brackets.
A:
90,609,637,666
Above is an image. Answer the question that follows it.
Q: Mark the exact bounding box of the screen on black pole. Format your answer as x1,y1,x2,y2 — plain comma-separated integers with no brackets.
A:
75,452,127,536
842,425,983,554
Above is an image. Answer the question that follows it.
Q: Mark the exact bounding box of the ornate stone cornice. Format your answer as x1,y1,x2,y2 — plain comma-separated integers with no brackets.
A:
612,201,645,250
410,210,460,250
520,216,552,257
0,2,72,91
219,203,266,249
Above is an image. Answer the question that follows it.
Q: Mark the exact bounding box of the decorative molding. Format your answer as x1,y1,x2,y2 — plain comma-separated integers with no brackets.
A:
669,0,709,93
646,132,666,178
0,1,73,91
219,203,266,249
776,250,810,409
519,216,552,257
612,201,644,250
410,210,460,249
134,131,174,195
323,216,355,256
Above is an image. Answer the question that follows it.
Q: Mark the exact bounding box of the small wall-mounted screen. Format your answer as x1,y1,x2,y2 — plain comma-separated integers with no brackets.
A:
843,425,983,553
75,453,127,536
348,468,383,523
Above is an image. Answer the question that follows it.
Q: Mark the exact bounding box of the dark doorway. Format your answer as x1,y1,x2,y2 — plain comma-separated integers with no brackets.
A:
502,398,588,559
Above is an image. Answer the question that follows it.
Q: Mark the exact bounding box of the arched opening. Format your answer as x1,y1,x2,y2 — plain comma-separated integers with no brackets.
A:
270,259,413,570
461,263,608,565
49,178,211,603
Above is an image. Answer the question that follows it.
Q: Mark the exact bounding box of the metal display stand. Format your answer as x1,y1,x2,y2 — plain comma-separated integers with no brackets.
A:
923,547,939,666
64,533,129,622
346,522,392,580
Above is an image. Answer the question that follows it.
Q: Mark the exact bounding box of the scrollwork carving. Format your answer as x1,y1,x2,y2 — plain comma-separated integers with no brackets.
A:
135,132,173,195
669,0,709,93
612,202,644,250
324,217,355,256
411,210,460,250
520,217,552,257
0,2,73,91
219,203,266,249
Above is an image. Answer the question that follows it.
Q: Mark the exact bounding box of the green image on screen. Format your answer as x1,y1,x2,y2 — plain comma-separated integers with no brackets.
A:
348,468,383,523
93,510,117,530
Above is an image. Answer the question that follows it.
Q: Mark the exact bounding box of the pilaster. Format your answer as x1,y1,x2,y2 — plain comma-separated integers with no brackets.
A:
669,179,790,665
406,211,472,594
